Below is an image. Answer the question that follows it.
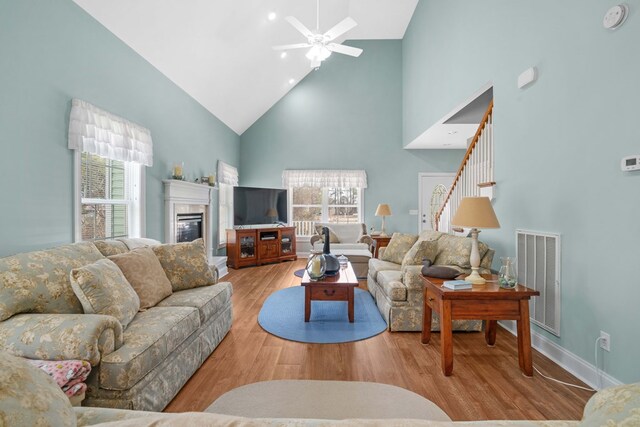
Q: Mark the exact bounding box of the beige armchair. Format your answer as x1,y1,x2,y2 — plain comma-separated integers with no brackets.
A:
309,223,374,278
309,223,373,251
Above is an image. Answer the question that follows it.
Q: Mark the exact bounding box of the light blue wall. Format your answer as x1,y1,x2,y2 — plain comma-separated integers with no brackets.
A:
240,40,462,233
404,0,640,383
0,0,239,257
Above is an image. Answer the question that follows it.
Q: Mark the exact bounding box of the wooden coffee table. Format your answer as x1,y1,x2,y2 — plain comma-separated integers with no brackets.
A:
421,274,539,376
301,263,359,322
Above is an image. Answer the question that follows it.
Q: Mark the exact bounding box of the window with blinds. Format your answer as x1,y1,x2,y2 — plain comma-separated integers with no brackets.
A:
79,152,141,241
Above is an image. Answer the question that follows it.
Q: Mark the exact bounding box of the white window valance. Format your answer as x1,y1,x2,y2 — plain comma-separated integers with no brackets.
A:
282,170,368,189
68,99,153,167
217,160,239,186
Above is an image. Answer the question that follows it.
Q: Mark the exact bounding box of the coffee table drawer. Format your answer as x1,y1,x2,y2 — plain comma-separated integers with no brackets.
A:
310,286,348,300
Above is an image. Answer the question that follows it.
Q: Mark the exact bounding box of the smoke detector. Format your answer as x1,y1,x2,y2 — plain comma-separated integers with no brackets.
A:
603,4,629,29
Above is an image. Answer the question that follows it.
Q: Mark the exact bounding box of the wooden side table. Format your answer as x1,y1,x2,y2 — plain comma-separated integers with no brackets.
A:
421,275,539,376
371,235,392,258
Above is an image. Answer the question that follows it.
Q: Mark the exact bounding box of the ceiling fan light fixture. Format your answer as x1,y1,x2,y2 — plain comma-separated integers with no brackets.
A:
274,0,360,69
305,44,331,62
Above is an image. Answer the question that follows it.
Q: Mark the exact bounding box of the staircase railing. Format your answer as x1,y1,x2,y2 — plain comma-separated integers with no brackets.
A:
435,100,494,232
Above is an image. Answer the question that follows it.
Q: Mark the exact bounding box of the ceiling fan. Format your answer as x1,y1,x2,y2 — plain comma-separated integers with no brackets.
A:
272,0,363,69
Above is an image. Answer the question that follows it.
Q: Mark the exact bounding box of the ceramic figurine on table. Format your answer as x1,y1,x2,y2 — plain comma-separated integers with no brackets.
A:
322,227,340,276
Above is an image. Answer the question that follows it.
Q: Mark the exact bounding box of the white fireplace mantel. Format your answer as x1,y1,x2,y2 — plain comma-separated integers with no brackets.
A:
163,179,217,262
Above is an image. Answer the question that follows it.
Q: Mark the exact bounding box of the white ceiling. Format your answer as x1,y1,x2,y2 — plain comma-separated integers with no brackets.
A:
405,83,493,150
73,0,419,135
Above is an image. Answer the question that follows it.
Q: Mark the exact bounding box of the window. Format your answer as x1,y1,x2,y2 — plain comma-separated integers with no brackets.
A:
290,187,363,236
217,161,238,247
429,184,448,230
218,183,234,247
75,152,143,241
69,99,151,242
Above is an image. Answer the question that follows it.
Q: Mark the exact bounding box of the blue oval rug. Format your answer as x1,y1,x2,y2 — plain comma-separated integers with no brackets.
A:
258,287,387,344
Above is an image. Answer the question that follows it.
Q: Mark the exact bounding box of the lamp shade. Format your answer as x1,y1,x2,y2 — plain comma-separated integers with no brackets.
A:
451,197,500,229
375,204,392,217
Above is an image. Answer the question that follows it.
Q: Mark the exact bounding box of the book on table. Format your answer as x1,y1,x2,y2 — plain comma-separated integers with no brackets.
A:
443,280,472,290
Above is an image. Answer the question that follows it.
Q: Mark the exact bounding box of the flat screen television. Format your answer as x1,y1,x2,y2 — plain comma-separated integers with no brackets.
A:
233,186,288,226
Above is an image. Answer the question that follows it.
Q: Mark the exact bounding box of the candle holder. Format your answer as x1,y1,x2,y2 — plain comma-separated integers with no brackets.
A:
208,173,216,187
172,162,184,181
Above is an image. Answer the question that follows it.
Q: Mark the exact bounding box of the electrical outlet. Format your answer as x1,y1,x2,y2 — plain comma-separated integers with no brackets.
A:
600,331,611,352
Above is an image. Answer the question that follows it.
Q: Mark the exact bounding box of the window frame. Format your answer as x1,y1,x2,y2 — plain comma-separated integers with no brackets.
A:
218,182,234,248
73,151,145,242
289,187,364,237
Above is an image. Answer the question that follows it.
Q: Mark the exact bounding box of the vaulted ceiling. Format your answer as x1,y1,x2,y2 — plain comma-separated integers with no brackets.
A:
73,0,419,135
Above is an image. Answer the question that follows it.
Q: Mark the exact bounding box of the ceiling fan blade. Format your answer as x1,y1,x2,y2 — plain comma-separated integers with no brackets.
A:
285,16,314,38
272,43,312,51
324,17,357,41
327,43,363,57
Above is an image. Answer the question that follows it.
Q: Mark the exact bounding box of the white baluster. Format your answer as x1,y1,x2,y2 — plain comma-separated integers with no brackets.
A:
489,115,494,182
480,130,484,190
474,147,479,195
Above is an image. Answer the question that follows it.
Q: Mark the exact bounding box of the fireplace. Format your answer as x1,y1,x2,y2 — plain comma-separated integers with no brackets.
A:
164,180,215,263
176,213,203,243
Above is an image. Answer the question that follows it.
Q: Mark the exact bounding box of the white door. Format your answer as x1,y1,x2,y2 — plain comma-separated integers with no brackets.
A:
418,173,455,232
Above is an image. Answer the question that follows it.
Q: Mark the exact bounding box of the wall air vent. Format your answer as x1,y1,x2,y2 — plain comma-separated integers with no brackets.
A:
516,230,561,337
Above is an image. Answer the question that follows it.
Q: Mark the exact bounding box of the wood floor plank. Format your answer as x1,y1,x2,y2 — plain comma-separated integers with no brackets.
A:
165,260,593,421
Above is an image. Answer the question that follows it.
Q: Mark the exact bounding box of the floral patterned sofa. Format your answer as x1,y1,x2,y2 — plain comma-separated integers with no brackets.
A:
0,238,233,412
2,350,639,426
367,231,494,332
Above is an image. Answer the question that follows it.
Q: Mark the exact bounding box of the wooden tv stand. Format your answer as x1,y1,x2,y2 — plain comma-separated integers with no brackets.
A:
226,227,297,269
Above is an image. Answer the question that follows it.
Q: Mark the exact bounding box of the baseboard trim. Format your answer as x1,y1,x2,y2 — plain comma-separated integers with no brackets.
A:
499,321,622,390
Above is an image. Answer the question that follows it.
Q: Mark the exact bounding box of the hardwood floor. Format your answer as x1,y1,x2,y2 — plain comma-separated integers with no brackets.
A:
165,260,594,421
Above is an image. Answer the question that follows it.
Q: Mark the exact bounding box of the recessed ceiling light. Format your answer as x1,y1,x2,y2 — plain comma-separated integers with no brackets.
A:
280,52,287,59
447,130,458,135
268,12,277,21
288,78,295,85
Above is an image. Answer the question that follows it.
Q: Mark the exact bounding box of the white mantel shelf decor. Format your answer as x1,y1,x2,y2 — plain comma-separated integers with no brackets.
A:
163,179,218,263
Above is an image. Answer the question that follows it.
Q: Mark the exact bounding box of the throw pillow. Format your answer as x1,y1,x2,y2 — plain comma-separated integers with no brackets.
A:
380,233,418,265
0,352,76,427
152,238,216,291
109,247,173,310
117,237,162,250
93,240,129,257
434,234,489,269
314,225,340,243
401,239,439,267
70,259,140,329
422,265,461,279
580,383,640,427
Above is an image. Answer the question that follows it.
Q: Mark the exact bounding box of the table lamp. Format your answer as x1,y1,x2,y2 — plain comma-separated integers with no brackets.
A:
265,208,278,223
450,197,500,284
375,204,392,237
